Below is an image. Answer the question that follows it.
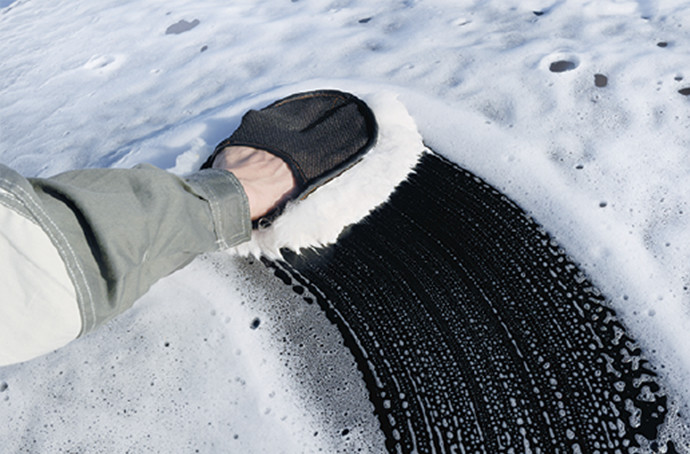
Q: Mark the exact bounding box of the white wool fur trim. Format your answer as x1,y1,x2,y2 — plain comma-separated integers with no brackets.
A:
228,91,425,258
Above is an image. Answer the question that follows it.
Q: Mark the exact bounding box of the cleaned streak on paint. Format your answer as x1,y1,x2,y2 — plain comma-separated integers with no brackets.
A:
272,152,682,453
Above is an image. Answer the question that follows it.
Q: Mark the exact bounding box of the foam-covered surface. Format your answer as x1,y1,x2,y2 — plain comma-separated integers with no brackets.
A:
1,0,690,452
0,256,385,453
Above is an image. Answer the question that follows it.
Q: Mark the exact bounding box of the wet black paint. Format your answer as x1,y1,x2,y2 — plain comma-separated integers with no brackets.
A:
594,73,608,87
270,152,674,452
165,19,200,35
549,60,577,72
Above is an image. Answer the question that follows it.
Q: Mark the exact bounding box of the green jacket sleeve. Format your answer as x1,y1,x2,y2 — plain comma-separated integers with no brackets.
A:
0,164,251,335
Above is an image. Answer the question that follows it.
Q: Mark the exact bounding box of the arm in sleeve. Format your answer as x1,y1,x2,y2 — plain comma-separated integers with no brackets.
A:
0,164,251,336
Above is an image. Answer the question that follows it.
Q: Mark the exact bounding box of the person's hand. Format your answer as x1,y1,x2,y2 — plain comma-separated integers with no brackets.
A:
212,146,296,220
